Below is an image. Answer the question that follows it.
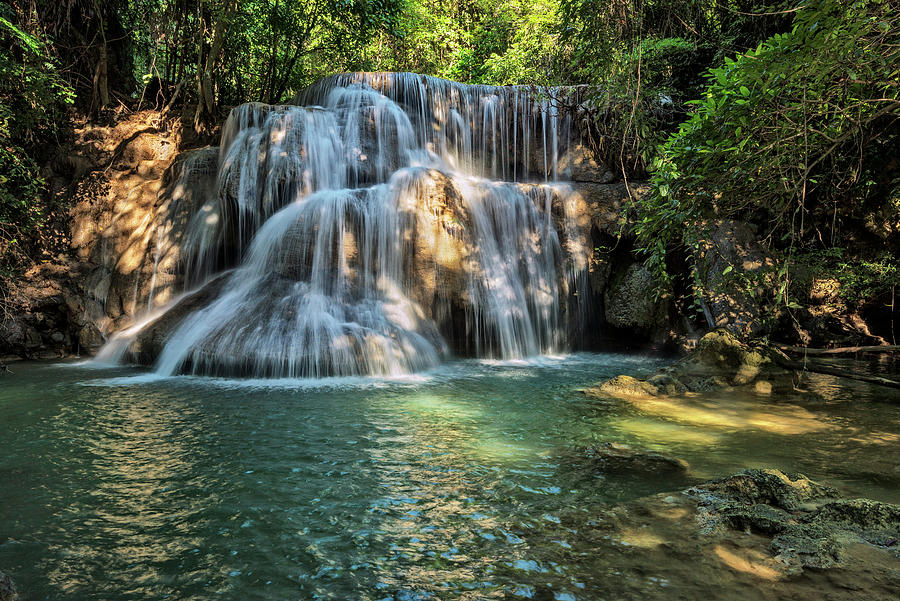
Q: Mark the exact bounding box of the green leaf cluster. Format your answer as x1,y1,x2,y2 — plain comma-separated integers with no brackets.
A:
634,0,899,299
0,8,74,270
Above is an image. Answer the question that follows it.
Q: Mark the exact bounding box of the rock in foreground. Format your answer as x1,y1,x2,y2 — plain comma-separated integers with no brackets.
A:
0,571,19,601
583,469,900,600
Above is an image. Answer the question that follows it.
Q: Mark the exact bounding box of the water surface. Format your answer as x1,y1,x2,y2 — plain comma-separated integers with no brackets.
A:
1,355,898,600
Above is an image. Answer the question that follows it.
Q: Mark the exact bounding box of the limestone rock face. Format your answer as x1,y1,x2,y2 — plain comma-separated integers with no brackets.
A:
572,182,648,237
556,142,616,183
65,115,218,343
525,140,616,183
125,167,596,372
604,262,663,330
129,273,230,364
695,220,775,337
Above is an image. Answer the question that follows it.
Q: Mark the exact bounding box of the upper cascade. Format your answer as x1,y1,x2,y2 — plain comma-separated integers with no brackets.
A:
297,72,579,182
106,72,594,378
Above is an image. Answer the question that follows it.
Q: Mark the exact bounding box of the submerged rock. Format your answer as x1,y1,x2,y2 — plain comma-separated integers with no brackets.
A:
584,442,690,477
682,469,899,572
0,571,19,601
583,467,900,597
769,498,900,569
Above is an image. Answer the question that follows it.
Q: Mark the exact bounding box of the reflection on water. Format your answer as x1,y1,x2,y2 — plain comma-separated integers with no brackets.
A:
1,355,898,600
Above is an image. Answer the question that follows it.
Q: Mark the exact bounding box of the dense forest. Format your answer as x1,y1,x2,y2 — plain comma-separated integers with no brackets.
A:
1,0,898,343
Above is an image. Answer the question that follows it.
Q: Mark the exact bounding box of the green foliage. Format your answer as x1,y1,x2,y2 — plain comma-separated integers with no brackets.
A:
793,248,900,306
120,0,406,108
634,0,900,298
368,0,563,86
0,9,74,269
469,0,562,85
557,1,791,177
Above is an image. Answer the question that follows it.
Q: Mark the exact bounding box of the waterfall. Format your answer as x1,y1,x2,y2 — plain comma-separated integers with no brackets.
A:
118,72,591,378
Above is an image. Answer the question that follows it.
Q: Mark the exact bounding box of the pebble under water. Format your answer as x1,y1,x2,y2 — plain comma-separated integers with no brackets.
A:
2,356,899,600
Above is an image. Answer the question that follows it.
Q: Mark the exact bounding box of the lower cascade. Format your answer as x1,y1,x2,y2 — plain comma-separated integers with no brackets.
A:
109,72,594,378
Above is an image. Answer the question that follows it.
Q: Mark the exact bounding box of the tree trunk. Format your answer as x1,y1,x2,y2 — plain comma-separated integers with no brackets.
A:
195,0,237,132
91,0,110,114
778,344,900,356
773,354,900,390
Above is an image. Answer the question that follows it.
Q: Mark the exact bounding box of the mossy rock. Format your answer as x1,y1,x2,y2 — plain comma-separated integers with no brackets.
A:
0,571,19,601
692,329,757,369
584,441,690,476
673,329,793,387
592,374,660,398
695,469,837,511
807,499,900,544
720,502,795,535
771,523,846,569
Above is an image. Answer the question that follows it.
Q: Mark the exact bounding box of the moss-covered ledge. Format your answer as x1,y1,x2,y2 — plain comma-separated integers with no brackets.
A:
585,329,797,400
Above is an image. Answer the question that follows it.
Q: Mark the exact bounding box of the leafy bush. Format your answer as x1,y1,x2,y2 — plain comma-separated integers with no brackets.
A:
793,247,900,306
0,12,74,270
634,0,900,293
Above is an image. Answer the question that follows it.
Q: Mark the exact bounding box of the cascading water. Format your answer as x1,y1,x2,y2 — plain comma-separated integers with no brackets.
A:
115,72,591,378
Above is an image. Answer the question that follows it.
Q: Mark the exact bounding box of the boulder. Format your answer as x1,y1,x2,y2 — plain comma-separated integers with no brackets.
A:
604,262,664,331
694,220,775,337
593,375,660,398
583,441,690,477
692,469,837,512
0,571,19,601
586,330,796,399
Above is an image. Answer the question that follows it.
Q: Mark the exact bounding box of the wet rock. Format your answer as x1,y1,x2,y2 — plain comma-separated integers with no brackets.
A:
129,273,230,364
811,499,900,532
604,262,664,331
579,467,900,597
645,372,688,395
77,324,105,351
719,503,794,535
587,330,796,401
770,523,846,569
0,571,19,601
763,500,900,570
679,469,900,573
584,442,690,477
692,469,838,511
591,375,660,398
767,500,900,570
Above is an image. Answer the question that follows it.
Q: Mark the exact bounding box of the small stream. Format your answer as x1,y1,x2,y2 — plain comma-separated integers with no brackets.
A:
1,355,898,600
